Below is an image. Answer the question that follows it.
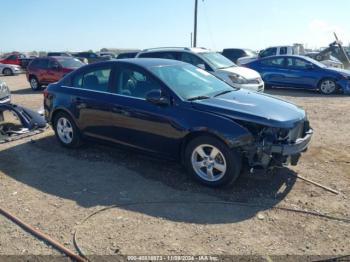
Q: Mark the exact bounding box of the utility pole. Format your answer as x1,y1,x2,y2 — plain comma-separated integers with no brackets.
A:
193,0,198,47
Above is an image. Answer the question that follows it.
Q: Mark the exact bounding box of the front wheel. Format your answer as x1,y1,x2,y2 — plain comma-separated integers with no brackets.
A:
185,136,242,187
319,79,337,95
53,112,82,148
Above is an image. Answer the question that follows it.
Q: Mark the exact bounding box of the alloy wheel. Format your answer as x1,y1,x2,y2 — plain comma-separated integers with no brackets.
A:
30,78,39,90
191,144,227,182
320,80,336,94
56,117,74,144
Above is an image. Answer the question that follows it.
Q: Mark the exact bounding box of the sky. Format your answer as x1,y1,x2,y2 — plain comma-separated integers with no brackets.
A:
1,0,350,53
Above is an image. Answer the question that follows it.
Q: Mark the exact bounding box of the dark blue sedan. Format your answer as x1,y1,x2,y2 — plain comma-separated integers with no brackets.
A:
245,55,350,95
44,59,312,187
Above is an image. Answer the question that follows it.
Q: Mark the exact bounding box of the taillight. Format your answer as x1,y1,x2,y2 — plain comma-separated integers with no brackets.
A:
43,88,49,98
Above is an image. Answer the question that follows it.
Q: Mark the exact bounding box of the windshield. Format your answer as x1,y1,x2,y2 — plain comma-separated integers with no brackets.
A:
200,52,236,69
303,56,327,68
150,64,235,100
57,58,84,68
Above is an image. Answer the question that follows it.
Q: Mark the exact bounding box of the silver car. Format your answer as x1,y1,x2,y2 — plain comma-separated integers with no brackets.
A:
0,80,11,104
0,63,22,76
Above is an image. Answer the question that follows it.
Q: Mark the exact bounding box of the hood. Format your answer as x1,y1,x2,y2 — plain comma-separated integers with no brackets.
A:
217,66,260,80
191,90,305,129
325,67,350,76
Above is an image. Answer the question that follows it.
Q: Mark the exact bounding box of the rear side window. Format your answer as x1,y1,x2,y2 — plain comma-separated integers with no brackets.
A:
260,48,277,58
280,47,288,55
138,52,177,59
261,58,285,67
72,67,112,92
37,59,49,69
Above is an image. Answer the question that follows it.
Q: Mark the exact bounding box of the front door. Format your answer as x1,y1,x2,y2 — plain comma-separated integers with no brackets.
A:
106,64,183,156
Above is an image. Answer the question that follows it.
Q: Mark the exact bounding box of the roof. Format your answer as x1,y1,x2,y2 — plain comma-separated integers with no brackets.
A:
140,47,211,54
79,58,186,69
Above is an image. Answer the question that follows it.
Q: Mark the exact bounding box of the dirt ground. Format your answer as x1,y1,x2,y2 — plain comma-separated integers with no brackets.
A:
0,74,350,260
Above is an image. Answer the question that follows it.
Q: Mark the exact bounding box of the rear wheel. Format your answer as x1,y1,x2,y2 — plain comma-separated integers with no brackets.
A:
29,76,41,91
319,78,337,95
185,136,241,187
3,68,13,76
53,112,82,148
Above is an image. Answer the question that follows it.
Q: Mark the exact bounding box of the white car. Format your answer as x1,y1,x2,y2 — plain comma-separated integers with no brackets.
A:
0,63,22,76
136,47,264,92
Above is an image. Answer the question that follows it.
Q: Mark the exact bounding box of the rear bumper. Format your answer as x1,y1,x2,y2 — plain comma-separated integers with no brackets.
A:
271,129,313,156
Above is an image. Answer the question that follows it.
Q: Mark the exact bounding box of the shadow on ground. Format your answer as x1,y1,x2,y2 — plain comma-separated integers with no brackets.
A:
0,134,297,224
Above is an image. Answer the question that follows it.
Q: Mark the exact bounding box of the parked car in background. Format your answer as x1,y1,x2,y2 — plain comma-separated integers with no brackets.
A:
137,47,264,92
0,80,11,104
245,55,350,94
305,52,344,69
117,52,139,59
44,59,312,187
47,52,72,57
0,53,34,69
222,48,257,63
238,45,300,66
98,52,117,59
72,52,110,64
27,56,84,90
0,63,22,76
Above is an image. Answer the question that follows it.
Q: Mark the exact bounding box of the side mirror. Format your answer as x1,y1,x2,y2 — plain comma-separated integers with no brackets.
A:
197,64,206,70
145,89,169,106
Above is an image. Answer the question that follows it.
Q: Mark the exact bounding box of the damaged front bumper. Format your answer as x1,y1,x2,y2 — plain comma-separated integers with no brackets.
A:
0,104,47,143
243,120,313,174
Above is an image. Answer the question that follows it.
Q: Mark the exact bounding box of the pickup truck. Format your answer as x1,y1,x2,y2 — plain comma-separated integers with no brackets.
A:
238,46,299,65
0,53,34,69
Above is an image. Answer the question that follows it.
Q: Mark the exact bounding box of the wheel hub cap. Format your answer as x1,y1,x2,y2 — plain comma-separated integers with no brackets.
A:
56,117,73,144
191,144,227,182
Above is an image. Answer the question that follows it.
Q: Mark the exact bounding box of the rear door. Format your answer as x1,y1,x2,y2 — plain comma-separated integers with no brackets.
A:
258,57,288,86
69,64,115,138
37,59,50,83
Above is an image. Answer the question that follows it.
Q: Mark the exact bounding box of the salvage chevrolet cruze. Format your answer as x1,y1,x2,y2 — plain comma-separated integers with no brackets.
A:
44,59,313,187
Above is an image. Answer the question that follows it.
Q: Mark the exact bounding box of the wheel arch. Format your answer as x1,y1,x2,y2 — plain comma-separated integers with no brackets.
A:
179,128,252,164
2,67,13,75
50,108,77,127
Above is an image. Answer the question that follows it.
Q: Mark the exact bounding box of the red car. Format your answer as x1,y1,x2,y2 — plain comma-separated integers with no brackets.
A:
0,53,26,66
26,56,84,90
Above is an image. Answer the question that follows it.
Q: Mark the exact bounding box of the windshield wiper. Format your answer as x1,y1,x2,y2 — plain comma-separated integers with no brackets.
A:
214,90,233,97
187,95,210,101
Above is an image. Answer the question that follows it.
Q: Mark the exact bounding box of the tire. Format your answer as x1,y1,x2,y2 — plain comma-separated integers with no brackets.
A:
29,76,41,91
319,78,337,95
3,68,13,76
53,112,82,148
185,136,242,187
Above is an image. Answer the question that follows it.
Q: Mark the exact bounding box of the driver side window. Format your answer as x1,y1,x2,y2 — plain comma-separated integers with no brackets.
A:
179,52,209,70
115,67,162,99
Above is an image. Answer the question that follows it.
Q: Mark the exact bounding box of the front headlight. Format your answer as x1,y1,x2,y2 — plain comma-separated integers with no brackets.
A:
228,74,248,84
